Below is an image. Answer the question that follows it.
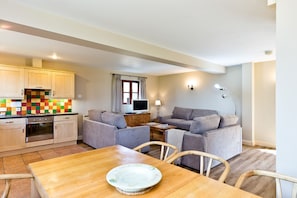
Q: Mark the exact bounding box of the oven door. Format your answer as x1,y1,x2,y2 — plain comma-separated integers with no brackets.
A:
26,122,54,142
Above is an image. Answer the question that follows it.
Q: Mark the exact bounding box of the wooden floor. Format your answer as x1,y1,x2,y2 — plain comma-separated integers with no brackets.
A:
0,143,276,198
148,145,276,198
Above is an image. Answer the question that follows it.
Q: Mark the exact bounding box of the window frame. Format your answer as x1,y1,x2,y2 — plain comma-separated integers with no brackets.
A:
122,80,140,104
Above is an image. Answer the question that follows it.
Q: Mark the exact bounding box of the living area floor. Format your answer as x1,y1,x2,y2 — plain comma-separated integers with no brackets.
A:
0,143,276,198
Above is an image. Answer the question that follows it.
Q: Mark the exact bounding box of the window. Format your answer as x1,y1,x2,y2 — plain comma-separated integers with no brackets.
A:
122,80,139,104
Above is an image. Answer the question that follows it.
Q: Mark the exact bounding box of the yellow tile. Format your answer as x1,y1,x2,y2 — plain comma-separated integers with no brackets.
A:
32,98,39,103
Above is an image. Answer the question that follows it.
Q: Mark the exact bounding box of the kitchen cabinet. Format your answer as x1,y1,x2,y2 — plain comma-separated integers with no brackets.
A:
0,65,24,99
54,115,78,143
24,68,52,89
0,118,26,152
52,71,75,99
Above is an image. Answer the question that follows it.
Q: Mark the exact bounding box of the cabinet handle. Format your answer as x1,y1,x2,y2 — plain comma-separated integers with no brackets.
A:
53,90,55,96
5,121,14,124
21,89,24,96
35,86,43,88
64,117,70,120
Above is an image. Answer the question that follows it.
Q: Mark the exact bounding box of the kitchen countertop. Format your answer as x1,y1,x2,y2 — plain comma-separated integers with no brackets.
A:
0,112,78,119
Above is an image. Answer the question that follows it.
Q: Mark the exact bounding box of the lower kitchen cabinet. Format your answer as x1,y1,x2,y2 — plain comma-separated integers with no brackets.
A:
0,118,26,152
54,115,78,143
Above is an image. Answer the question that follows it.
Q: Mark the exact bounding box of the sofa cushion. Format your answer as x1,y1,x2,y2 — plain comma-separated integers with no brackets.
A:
190,109,218,120
101,112,127,129
172,107,192,120
219,115,239,128
88,109,105,122
190,114,220,134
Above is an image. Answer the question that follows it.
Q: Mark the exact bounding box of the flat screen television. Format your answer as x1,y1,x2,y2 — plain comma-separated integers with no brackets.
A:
132,99,149,113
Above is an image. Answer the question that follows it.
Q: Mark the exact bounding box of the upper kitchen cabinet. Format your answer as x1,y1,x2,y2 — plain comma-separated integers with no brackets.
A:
24,68,52,89
0,65,24,99
52,71,75,99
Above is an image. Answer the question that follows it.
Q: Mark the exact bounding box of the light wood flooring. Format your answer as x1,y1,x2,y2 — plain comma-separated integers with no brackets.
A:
0,143,276,198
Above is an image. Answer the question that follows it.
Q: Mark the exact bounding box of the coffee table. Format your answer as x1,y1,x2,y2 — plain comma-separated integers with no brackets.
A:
148,123,177,141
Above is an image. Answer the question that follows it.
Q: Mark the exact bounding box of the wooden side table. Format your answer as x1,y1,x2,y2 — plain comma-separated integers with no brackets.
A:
149,123,177,141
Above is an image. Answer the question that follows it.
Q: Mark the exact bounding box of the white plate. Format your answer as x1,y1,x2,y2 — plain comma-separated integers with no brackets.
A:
106,163,162,193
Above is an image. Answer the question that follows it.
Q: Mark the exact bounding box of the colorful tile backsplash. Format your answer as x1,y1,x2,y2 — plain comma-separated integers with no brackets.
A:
0,90,72,115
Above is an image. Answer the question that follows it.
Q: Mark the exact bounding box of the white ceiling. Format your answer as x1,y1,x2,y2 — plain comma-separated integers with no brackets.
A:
0,0,276,76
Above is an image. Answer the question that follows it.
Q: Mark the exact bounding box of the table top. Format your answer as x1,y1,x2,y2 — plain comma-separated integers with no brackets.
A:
150,123,177,130
28,145,260,198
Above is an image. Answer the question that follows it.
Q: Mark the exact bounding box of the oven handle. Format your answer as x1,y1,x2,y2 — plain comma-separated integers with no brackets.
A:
26,121,54,124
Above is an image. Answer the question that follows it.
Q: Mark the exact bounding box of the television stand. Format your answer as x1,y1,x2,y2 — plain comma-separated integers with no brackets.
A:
124,112,150,127
125,112,136,114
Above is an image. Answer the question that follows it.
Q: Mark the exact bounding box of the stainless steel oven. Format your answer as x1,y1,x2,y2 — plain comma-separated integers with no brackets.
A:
26,116,54,142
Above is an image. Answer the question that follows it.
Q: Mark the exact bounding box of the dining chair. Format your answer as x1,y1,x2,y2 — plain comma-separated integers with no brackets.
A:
0,173,33,198
133,141,178,161
235,169,297,198
165,150,230,183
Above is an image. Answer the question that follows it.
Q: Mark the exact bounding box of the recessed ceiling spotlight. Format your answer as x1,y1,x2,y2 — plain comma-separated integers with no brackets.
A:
0,24,11,29
49,53,59,60
264,50,273,55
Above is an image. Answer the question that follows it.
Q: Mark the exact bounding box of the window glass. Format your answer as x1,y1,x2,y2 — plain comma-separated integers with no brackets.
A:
132,82,138,92
132,93,138,101
123,82,130,92
122,80,139,104
123,93,130,103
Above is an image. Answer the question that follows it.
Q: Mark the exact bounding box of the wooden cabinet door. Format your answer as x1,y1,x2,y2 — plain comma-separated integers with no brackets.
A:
0,65,24,99
52,72,75,98
25,69,52,89
0,118,26,152
54,115,78,143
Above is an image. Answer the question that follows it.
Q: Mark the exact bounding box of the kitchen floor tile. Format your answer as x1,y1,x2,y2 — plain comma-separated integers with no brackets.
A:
0,142,94,197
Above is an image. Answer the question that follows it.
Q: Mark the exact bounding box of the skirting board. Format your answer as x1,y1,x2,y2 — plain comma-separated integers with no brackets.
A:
243,139,276,149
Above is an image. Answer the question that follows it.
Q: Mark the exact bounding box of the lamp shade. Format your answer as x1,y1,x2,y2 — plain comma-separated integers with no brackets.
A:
155,100,161,106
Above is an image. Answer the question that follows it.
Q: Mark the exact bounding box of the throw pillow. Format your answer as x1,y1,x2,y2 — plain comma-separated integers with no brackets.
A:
219,115,239,128
190,114,220,134
88,109,105,122
172,107,192,120
101,112,127,129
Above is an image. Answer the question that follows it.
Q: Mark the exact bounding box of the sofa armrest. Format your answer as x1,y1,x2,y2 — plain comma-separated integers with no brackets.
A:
180,132,206,170
83,118,117,148
203,125,242,160
116,126,150,150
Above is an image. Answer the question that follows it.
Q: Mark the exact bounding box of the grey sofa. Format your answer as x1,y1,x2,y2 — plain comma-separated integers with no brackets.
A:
159,106,218,130
83,109,150,150
163,107,242,171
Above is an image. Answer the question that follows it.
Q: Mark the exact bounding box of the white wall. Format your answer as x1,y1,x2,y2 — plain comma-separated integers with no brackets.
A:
158,66,242,120
242,63,254,145
254,61,276,147
276,0,297,196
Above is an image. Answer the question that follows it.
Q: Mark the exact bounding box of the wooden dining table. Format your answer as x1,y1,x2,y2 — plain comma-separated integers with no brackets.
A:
28,145,261,198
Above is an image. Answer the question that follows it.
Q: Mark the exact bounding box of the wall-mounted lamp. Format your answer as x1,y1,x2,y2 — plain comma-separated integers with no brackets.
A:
188,84,194,91
214,83,227,98
214,83,236,115
214,83,226,91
